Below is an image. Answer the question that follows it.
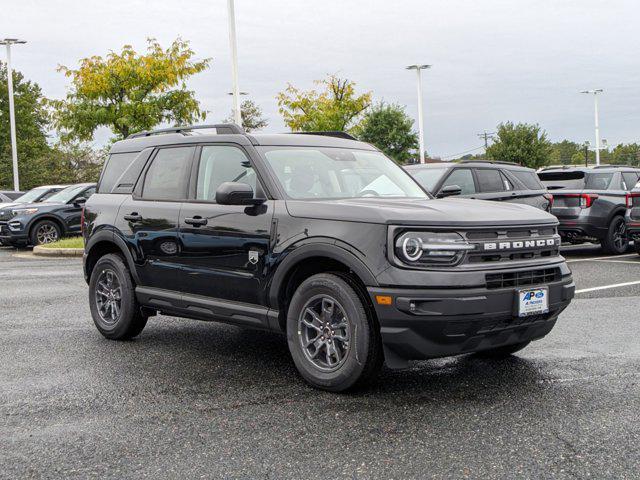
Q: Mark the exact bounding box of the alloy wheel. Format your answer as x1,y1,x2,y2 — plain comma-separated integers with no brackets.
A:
36,224,59,244
298,294,351,372
95,269,122,325
614,220,627,251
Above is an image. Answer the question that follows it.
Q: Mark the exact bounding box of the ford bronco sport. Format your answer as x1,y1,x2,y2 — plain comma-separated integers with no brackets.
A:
83,124,575,391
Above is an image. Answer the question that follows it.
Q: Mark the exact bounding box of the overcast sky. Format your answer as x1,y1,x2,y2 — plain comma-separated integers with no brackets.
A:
4,0,640,157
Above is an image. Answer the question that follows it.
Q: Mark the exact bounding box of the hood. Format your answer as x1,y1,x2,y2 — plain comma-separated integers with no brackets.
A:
285,197,557,227
0,201,63,215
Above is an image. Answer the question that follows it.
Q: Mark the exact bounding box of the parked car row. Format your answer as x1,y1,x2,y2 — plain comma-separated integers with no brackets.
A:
404,162,640,256
0,183,96,247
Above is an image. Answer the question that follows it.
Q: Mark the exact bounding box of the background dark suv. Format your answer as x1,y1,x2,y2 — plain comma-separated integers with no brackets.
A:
538,166,640,254
405,160,552,211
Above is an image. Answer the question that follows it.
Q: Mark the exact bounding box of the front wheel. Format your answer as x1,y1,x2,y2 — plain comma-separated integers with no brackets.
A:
286,273,383,392
601,216,628,255
30,220,61,246
89,253,147,340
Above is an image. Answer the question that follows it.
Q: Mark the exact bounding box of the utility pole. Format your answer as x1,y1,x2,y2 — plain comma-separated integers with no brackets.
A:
581,89,603,166
406,64,431,163
227,0,242,127
1,38,26,192
477,131,495,155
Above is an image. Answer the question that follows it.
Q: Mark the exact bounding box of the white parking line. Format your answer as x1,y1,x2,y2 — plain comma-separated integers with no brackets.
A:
575,280,640,294
566,253,637,263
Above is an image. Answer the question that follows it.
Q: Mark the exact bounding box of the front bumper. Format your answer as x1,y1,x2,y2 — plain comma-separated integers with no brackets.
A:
0,221,28,246
367,276,575,369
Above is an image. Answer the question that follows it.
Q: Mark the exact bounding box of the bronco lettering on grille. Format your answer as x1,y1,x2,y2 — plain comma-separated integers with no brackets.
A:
482,238,559,251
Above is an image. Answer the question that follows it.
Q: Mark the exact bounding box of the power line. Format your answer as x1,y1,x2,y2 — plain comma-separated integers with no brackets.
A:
441,145,485,160
477,131,496,150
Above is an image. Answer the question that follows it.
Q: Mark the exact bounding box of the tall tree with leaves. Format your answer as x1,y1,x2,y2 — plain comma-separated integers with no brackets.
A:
0,62,55,189
277,75,371,132
355,102,418,164
52,38,210,141
486,122,552,169
224,99,268,132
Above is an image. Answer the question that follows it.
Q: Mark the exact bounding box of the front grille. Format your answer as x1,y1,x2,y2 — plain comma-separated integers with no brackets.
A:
478,310,558,333
463,226,560,264
485,267,561,289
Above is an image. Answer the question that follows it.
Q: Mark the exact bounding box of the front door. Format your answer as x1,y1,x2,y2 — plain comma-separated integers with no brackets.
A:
116,146,195,292
177,145,274,305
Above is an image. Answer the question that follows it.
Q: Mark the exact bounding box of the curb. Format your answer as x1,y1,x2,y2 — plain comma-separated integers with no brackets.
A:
32,246,84,258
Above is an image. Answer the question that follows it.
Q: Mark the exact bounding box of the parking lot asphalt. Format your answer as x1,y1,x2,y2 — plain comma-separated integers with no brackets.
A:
1,245,639,479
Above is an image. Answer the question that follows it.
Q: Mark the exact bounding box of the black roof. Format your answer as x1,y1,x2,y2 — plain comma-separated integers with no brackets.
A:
539,165,640,173
111,124,376,154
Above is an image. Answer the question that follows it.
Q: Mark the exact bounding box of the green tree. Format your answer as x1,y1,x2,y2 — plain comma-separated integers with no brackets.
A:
224,99,268,132
355,102,418,163
52,38,210,141
277,75,371,132
486,122,552,169
549,140,580,165
0,62,56,190
611,143,640,166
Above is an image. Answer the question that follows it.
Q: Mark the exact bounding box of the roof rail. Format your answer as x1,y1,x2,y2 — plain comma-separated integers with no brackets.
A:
592,164,635,169
458,159,519,166
291,131,357,141
127,123,245,139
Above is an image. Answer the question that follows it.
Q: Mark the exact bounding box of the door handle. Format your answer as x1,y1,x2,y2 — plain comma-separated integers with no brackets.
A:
124,213,142,222
184,216,208,226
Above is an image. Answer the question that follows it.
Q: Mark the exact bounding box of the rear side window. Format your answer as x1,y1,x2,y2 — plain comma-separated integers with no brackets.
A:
584,172,614,190
538,171,585,190
511,170,545,190
476,168,507,192
141,147,194,200
622,172,640,190
98,153,139,193
442,168,476,195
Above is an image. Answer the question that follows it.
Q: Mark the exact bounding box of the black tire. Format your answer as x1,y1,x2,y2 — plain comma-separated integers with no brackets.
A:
286,273,383,392
635,241,640,255
475,341,531,359
601,215,628,255
89,253,147,340
30,220,61,246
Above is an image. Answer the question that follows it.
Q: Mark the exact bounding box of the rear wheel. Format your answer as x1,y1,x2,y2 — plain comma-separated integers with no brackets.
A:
286,273,383,392
89,254,147,340
601,216,628,255
30,220,61,246
475,341,531,359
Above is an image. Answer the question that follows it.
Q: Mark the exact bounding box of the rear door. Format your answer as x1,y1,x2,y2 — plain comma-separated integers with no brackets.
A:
176,144,274,305
115,146,195,292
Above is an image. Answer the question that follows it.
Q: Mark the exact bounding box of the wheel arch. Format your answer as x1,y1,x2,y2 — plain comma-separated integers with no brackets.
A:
28,215,66,240
84,230,140,285
268,243,379,332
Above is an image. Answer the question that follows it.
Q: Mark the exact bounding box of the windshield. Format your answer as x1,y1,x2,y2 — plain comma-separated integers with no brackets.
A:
260,147,428,200
15,187,52,204
44,185,86,204
406,167,449,193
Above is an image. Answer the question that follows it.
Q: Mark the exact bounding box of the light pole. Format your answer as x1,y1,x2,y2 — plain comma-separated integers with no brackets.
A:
581,89,603,166
406,64,431,164
227,0,242,127
1,38,26,191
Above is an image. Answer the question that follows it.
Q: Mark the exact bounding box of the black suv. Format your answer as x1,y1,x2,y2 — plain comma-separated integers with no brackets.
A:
538,166,640,254
405,160,552,211
0,183,96,247
83,124,575,391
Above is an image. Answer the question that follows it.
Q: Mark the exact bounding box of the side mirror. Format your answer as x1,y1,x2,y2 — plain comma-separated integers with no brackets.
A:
437,185,462,198
74,197,87,207
215,182,265,206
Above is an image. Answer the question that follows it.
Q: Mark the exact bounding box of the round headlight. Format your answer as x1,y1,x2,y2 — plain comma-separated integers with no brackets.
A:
402,236,423,262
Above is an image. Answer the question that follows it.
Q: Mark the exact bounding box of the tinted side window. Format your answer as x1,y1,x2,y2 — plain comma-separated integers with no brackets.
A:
99,152,139,193
83,187,96,199
142,147,194,200
442,169,476,195
622,172,639,190
512,170,544,190
476,168,506,192
196,146,257,202
584,172,613,190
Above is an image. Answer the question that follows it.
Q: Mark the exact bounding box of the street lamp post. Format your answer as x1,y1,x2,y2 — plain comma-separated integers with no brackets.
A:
406,64,431,164
1,38,26,192
581,89,603,167
227,0,242,127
